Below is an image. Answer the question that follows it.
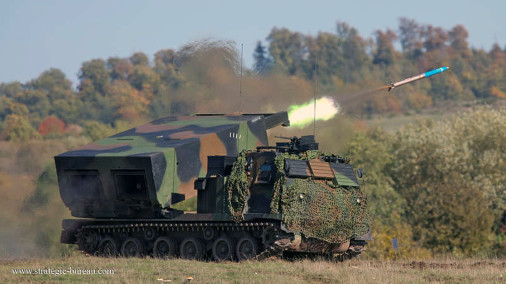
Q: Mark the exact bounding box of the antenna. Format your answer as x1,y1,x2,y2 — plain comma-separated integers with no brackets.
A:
239,43,243,112
313,56,318,137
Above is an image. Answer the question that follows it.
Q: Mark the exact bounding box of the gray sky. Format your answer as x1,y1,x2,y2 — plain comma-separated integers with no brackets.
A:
0,0,504,86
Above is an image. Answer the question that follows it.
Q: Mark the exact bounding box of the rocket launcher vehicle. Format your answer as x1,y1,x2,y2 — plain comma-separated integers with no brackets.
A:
387,66,449,91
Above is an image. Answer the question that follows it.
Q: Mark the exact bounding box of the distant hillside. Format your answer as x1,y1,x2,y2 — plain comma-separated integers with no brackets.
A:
0,19,504,143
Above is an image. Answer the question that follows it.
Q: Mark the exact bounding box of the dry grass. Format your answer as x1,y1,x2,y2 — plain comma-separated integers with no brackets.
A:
1,254,505,283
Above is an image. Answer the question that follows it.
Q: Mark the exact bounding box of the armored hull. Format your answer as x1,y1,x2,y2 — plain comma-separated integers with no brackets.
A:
57,112,370,261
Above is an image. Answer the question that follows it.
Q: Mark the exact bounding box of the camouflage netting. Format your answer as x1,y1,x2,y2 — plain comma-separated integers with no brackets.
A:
272,152,371,244
270,151,322,213
226,150,249,222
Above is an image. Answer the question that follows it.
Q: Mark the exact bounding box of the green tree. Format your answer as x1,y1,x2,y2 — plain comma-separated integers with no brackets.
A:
77,79,115,123
107,57,133,81
81,120,114,141
1,114,39,141
0,96,13,121
306,32,343,87
14,89,50,122
336,22,370,83
8,102,29,116
0,81,23,98
26,69,77,122
130,52,149,66
129,65,160,92
390,108,505,255
345,128,429,258
253,41,272,75
30,68,74,102
398,18,423,58
373,29,398,66
78,59,109,94
267,27,306,75
77,60,115,123
154,49,183,88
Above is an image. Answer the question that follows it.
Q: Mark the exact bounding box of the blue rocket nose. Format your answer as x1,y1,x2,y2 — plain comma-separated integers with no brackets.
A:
424,66,449,78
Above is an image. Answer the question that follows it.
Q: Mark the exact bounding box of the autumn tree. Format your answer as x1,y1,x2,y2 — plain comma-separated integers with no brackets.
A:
449,24,471,58
109,80,150,121
38,116,65,136
421,25,449,53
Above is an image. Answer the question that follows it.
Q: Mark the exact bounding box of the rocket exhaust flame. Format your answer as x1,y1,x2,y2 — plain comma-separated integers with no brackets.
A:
287,67,448,128
288,96,340,128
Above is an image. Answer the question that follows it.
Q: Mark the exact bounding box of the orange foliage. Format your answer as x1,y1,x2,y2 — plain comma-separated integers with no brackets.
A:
109,80,150,121
489,86,506,98
37,116,65,136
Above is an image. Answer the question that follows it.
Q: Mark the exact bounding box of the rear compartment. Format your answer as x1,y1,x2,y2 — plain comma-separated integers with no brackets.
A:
55,154,162,218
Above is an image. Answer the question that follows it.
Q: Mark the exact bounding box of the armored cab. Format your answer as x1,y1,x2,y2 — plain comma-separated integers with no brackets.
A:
57,112,370,261
194,136,370,258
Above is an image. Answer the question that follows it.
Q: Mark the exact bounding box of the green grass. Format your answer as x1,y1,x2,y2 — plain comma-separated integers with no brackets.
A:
2,255,505,283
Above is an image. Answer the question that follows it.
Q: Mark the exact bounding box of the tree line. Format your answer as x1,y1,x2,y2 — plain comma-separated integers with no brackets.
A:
0,19,505,142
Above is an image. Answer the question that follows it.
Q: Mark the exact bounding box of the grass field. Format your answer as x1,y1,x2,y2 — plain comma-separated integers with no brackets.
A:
2,254,505,283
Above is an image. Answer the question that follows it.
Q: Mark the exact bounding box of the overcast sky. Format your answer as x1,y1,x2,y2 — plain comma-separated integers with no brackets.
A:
1,0,504,86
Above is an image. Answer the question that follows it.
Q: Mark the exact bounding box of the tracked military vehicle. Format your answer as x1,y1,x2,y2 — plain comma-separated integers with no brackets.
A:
56,111,370,261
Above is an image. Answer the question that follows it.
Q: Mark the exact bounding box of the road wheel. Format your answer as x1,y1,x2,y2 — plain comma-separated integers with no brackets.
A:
236,235,259,261
203,227,216,241
153,236,176,258
78,229,98,254
143,227,156,241
97,236,119,257
261,227,277,248
180,238,204,260
212,236,234,262
121,237,144,257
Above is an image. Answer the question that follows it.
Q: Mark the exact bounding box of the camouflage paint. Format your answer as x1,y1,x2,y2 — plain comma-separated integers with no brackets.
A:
55,112,288,218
